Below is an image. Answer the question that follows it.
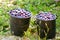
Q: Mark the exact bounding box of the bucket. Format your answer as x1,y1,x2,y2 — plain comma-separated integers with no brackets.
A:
9,8,31,37
36,12,56,39
10,16,30,37
36,19,56,39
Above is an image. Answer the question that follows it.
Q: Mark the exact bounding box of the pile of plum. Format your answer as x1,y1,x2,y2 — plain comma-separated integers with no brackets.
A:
36,12,56,21
9,8,31,18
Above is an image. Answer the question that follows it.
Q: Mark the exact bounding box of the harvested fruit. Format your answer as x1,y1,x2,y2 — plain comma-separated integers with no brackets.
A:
36,11,56,21
9,8,31,18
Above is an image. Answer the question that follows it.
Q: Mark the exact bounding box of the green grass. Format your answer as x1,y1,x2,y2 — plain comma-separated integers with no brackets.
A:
0,0,60,40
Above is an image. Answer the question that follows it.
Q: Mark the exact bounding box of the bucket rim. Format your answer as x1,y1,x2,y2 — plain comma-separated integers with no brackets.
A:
9,14,31,19
36,18,56,21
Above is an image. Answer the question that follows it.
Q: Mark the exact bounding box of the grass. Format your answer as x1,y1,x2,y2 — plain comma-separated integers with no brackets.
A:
0,0,60,40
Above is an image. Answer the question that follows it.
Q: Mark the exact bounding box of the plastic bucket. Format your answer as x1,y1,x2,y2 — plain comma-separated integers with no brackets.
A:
36,18,56,39
10,16,30,37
